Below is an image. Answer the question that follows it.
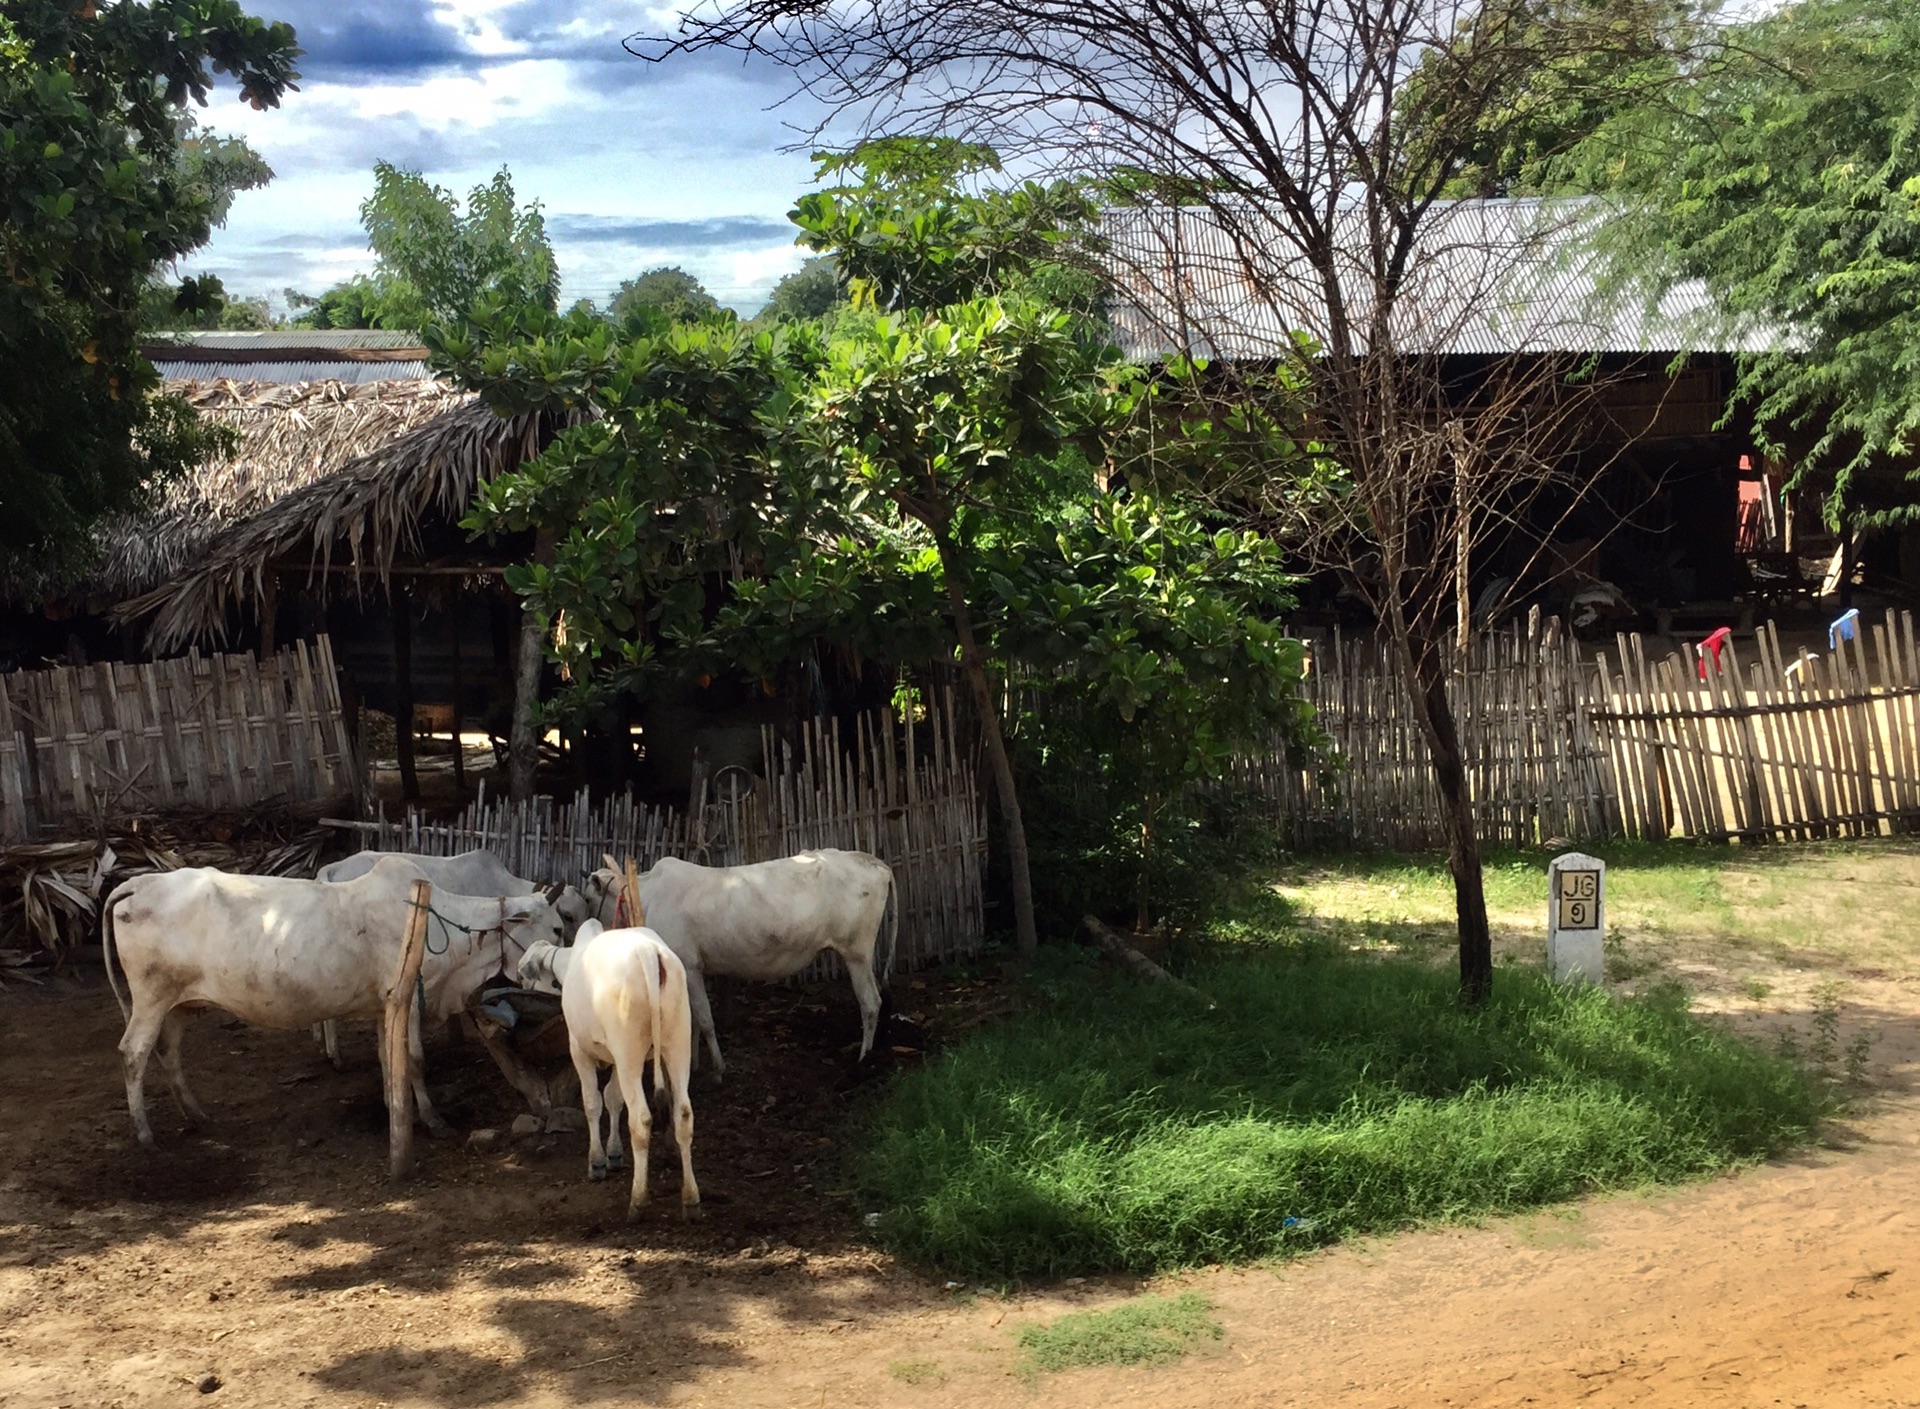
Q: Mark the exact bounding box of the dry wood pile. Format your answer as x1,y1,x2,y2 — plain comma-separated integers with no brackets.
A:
0,804,332,979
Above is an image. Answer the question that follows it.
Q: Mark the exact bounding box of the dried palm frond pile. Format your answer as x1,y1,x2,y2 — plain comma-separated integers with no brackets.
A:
0,804,337,979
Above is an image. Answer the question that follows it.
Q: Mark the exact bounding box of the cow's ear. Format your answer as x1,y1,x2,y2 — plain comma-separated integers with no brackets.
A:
601,853,618,873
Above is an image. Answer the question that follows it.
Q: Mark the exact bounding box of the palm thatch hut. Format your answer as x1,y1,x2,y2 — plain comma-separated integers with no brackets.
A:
106,378,560,803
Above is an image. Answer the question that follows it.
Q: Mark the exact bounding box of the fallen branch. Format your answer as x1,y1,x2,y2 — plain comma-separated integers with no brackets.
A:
1080,915,1214,1009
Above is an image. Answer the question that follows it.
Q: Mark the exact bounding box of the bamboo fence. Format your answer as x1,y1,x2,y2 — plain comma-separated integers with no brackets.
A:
0,637,358,841
336,692,988,975
1239,608,1920,848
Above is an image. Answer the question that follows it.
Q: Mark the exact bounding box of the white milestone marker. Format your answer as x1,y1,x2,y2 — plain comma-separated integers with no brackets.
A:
1547,852,1605,984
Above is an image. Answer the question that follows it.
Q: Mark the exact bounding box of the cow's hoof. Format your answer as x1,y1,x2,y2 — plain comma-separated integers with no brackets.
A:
680,1200,704,1223
589,1161,608,1182
627,1201,649,1222
606,1150,629,1172
424,1121,455,1142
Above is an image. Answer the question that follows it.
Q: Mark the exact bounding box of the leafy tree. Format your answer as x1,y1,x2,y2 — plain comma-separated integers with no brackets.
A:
438,140,1310,954
0,0,297,575
607,265,723,332
756,256,842,323
1403,0,1705,198
649,0,1684,1002
1597,0,1920,528
142,273,275,330
359,162,558,331
285,277,382,330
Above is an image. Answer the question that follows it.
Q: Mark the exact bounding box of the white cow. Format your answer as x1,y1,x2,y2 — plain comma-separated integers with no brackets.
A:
310,849,588,1067
582,849,898,1074
102,855,564,1146
518,920,699,1218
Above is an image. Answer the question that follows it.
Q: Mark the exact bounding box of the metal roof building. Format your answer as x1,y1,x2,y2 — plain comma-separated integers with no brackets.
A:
1105,197,1777,362
143,329,433,383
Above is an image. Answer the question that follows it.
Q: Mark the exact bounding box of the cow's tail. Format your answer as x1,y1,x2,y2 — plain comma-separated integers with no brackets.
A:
879,863,899,991
643,943,668,1105
100,878,139,1023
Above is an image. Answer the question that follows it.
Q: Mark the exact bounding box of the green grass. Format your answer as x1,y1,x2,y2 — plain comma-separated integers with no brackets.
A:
887,1359,942,1385
1016,1292,1223,1376
861,942,1828,1282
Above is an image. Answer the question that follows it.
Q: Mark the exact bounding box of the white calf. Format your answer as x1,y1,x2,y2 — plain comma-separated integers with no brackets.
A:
581,849,898,1075
519,920,699,1218
104,856,562,1146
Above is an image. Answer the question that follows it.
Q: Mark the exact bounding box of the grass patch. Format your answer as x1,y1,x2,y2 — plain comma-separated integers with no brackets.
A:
862,943,1828,1282
887,1359,942,1385
1016,1292,1222,1376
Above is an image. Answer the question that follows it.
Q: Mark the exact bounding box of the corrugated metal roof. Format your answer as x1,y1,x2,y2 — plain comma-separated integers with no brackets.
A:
1105,197,1777,361
144,329,426,351
154,359,435,384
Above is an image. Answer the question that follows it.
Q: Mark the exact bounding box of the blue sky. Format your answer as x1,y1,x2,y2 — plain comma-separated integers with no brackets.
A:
181,1,826,314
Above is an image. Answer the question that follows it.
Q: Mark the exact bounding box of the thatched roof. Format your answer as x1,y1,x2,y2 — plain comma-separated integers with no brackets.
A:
112,382,542,652
91,379,470,604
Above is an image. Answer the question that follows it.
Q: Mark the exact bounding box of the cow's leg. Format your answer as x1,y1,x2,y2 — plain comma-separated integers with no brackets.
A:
666,1034,699,1218
118,1003,170,1147
620,1062,653,1218
320,1020,342,1070
156,1009,209,1126
602,1068,629,1171
846,954,883,1061
683,967,726,1079
575,1046,608,1181
407,1011,453,1138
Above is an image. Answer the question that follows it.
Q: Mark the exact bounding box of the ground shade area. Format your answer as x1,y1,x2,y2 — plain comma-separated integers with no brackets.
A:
2,836,1918,1406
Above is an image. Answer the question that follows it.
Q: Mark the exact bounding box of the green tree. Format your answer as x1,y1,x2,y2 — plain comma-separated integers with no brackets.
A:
359,162,558,331
756,256,842,322
607,265,724,332
438,140,1310,955
285,277,382,330
0,0,298,575
1598,0,1920,527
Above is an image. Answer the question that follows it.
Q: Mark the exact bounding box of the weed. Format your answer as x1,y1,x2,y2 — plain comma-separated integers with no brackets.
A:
1845,1030,1876,1087
1016,1293,1222,1377
1810,981,1844,1070
888,1359,942,1386
861,943,1828,1281
1740,978,1774,1002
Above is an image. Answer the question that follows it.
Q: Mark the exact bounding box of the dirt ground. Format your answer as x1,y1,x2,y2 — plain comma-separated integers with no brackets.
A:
4,847,1920,1408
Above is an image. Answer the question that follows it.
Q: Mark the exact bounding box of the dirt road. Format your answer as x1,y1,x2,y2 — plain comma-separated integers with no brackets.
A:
2,964,1917,1406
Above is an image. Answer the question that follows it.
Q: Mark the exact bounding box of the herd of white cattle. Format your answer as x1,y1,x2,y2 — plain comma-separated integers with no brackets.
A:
100,845,899,1218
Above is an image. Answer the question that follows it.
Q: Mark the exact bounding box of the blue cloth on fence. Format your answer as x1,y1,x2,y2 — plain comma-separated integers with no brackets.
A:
1830,608,1861,649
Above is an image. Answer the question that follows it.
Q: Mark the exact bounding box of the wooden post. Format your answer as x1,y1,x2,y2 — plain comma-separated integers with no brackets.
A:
385,879,432,1182
622,856,644,926
450,615,466,795
393,586,419,804
258,570,278,659
509,529,557,803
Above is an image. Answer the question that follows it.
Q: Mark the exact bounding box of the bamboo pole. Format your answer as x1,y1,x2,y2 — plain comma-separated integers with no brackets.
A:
385,879,432,1183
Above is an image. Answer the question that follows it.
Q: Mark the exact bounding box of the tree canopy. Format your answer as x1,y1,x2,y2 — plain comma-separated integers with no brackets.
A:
357,163,558,331
436,138,1312,950
0,0,298,576
755,256,842,323
606,265,723,331
1592,0,1920,526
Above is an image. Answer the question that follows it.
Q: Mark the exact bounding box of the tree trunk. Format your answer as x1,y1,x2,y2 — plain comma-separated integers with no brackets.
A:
392,584,419,806
932,534,1039,960
508,529,557,804
1405,626,1493,1004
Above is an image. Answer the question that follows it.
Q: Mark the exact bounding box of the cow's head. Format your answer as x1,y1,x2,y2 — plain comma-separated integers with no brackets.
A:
517,939,570,994
583,862,623,926
498,894,568,982
549,883,593,938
